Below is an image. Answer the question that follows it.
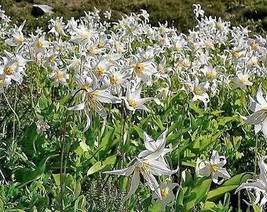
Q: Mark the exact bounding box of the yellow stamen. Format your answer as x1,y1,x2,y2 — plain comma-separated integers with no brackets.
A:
251,43,259,51
97,40,105,48
237,76,247,85
206,70,217,81
232,50,240,58
161,187,169,198
81,83,89,90
193,85,204,95
55,71,63,80
143,162,150,170
36,40,44,49
55,23,62,33
134,63,145,75
88,90,99,99
110,74,119,85
16,36,24,45
128,99,138,109
0,78,4,85
95,66,106,77
82,31,90,40
181,60,190,68
4,66,14,75
209,164,219,172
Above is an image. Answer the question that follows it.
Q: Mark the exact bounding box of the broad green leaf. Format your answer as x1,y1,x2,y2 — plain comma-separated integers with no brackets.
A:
52,174,61,186
201,201,216,211
207,173,252,201
74,195,87,212
87,161,102,175
207,185,237,201
189,102,204,116
149,201,161,212
103,155,116,166
253,204,261,212
223,173,252,186
184,178,212,211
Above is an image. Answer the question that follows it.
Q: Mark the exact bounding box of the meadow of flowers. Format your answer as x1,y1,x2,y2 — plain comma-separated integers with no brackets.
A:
1,3,267,211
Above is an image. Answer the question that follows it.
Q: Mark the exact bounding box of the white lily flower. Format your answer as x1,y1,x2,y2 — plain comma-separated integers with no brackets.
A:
236,156,267,208
138,130,171,164
68,75,121,131
245,86,267,136
123,84,154,113
196,150,230,184
104,157,177,201
233,72,253,89
153,181,179,210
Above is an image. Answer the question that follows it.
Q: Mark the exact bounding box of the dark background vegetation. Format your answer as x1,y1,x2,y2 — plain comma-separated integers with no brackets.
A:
1,0,267,34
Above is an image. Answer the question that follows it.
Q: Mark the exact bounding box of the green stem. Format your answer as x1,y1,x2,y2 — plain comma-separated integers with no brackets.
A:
254,135,258,176
3,91,21,129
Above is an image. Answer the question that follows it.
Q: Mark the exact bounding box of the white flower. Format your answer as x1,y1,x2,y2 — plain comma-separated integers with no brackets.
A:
104,157,177,201
138,129,171,164
196,150,230,184
235,156,267,208
123,84,154,112
68,75,120,131
153,181,178,210
245,86,267,136
233,72,253,89
49,66,69,86
193,4,205,18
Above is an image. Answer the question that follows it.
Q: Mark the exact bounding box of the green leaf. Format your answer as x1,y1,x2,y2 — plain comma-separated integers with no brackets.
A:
149,201,161,212
103,155,116,166
53,174,61,186
87,161,102,175
207,173,252,201
252,204,261,212
207,185,237,201
184,178,212,211
223,173,252,186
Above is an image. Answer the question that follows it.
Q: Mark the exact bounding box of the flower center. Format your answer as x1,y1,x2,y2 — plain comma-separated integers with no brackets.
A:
82,31,90,40
88,90,99,100
36,40,44,49
232,50,240,58
237,76,246,85
97,40,105,48
181,59,190,68
110,74,119,85
4,66,14,75
128,99,138,109
251,43,259,51
81,83,89,90
193,85,204,95
16,36,24,45
0,77,4,85
161,187,169,198
55,23,62,33
134,63,145,75
143,162,150,170
55,71,63,80
95,66,105,77
206,70,217,81
209,164,219,172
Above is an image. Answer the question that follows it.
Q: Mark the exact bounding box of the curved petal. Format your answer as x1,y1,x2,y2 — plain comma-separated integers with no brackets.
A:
123,171,140,201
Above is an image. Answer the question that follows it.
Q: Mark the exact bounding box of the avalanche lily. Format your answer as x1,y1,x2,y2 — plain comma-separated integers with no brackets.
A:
235,156,267,208
196,150,230,184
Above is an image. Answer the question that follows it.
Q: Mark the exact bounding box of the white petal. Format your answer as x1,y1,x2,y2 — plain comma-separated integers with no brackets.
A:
123,171,140,201
262,118,267,137
68,102,85,111
257,85,267,106
104,164,135,176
